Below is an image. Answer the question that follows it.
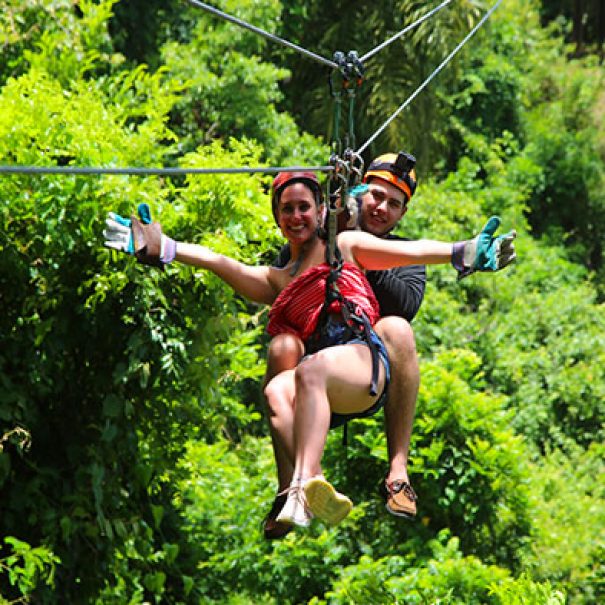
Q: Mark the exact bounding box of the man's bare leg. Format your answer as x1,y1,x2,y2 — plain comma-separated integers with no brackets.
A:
374,316,420,516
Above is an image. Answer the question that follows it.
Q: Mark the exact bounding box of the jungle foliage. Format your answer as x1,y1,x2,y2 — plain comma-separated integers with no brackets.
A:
0,0,603,603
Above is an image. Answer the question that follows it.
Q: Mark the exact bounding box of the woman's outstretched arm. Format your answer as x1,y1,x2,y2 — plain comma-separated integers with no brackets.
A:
175,242,279,305
103,205,279,305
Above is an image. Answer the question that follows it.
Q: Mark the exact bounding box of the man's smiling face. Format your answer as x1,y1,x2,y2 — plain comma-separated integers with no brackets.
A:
359,177,408,236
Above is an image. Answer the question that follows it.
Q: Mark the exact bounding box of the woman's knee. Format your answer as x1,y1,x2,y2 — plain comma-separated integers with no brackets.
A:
263,372,294,414
294,354,326,392
263,378,281,406
266,334,305,377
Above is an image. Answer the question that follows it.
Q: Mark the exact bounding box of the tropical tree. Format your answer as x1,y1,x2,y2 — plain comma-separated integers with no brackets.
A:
272,0,490,169
1,0,604,603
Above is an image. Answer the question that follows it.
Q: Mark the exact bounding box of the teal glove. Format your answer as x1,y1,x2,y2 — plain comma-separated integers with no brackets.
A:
348,184,369,198
103,203,175,268
452,216,516,279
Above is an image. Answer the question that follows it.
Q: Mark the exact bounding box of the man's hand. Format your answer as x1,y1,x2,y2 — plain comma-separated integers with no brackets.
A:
103,203,175,268
339,184,368,231
452,216,517,279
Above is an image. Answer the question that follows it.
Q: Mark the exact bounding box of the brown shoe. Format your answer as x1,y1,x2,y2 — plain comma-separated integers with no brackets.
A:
263,493,293,540
383,479,417,519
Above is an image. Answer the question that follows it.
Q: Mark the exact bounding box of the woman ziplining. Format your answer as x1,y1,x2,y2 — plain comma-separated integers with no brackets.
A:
265,151,424,539
0,0,511,532
103,168,516,528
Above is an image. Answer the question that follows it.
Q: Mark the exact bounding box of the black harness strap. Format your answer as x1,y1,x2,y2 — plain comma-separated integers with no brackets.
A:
339,298,380,396
305,249,381,397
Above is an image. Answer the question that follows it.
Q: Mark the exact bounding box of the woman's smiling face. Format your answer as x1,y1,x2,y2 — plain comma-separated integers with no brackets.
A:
276,182,323,244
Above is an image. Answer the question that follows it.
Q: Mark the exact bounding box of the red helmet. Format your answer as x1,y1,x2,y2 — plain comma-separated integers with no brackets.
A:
363,151,417,202
271,171,323,222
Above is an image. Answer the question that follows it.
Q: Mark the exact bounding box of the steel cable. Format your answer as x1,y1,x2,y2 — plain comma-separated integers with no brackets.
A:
186,0,337,69
357,0,504,155
0,1,496,177
0,165,333,177
360,0,453,63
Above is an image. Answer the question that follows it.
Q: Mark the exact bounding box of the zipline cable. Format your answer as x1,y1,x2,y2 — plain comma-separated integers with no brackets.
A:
357,0,503,155
359,0,453,63
186,0,337,69
0,2,487,177
0,165,334,177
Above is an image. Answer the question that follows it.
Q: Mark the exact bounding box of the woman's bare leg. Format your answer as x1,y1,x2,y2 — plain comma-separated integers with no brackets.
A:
292,343,386,479
262,335,304,538
264,370,296,485
263,334,304,491
278,343,386,525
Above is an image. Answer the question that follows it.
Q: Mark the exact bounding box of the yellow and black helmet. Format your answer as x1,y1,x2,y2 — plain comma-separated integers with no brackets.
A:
363,151,417,202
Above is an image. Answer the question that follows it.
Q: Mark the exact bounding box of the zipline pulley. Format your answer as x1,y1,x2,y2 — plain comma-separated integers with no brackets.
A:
329,50,364,157
325,48,365,271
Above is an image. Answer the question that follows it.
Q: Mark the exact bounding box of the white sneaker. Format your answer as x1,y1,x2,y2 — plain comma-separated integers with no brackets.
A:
304,477,352,526
276,482,312,528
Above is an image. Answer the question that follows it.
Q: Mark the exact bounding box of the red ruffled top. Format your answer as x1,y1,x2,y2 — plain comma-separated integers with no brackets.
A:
267,262,380,343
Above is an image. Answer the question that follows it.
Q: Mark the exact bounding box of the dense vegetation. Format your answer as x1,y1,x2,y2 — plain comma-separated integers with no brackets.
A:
0,1,603,603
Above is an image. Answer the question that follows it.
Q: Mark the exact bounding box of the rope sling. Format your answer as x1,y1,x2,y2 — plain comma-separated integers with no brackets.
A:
305,52,384,399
